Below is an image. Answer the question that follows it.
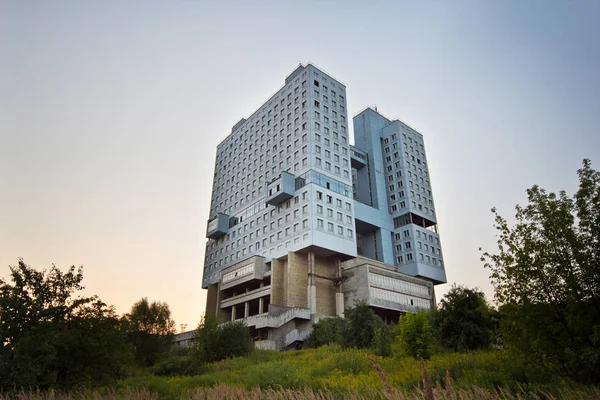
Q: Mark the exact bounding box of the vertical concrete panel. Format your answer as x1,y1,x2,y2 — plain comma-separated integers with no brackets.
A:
205,284,219,318
286,251,308,308
271,258,284,306
336,292,345,317
314,256,337,316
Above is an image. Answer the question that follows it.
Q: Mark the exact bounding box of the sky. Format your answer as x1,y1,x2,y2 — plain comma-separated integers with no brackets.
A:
1,1,599,330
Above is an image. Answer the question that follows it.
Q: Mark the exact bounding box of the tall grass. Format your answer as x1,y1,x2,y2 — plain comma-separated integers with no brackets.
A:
3,347,597,399
2,385,599,400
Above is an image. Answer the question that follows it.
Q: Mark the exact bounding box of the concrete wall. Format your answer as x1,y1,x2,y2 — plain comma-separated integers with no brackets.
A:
286,252,308,308
271,258,284,306
314,256,337,316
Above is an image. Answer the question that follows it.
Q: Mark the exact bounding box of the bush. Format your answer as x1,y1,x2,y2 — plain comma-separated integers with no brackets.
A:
343,301,386,349
192,316,254,363
395,311,434,359
152,354,199,377
304,317,347,348
218,320,254,359
371,324,393,357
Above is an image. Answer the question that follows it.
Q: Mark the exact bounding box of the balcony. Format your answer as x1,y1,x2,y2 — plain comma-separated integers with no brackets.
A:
350,146,367,169
206,213,229,239
220,285,271,309
265,171,295,206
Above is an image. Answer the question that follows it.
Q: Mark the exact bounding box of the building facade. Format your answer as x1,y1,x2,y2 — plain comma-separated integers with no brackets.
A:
198,64,446,349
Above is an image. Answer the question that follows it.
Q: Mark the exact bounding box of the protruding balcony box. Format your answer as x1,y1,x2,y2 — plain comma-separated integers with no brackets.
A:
265,171,295,206
206,213,229,239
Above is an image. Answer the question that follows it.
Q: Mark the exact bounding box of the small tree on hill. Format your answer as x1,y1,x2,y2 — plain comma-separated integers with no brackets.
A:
304,317,347,348
192,315,254,363
343,301,389,349
432,284,495,352
123,297,176,367
395,311,434,360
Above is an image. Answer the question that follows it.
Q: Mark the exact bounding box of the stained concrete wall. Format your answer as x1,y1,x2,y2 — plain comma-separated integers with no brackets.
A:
314,256,337,316
286,252,308,308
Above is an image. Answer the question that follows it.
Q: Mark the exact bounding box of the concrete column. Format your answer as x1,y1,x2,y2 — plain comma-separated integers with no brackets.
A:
335,257,344,317
336,293,345,318
231,305,236,322
308,251,317,315
259,297,264,314
244,301,249,318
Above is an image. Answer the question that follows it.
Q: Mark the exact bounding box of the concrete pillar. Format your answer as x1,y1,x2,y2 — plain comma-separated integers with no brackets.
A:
205,284,219,318
231,305,236,321
308,251,317,315
244,301,249,318
336,293,345,318
259,297,264,314
271,259,284,306
335,257,344,317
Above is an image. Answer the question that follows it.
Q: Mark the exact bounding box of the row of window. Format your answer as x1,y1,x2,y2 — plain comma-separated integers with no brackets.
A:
369,287,431,310
222,263,254,283
316,218,354,238
368,273,430,297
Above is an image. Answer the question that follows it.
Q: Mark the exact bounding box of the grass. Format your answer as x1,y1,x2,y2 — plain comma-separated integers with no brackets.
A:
2,347,597,399
2,385,600,400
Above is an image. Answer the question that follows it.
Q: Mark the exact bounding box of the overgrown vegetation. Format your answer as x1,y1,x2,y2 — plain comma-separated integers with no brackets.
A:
0,260,133,390
0,261,176,392
122,297,176,367
120,347,597,399
191,315,254,364
482,159,600,383
2,159,600,397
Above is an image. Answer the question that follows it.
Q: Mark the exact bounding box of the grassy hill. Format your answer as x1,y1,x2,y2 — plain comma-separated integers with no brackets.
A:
115,346,597,399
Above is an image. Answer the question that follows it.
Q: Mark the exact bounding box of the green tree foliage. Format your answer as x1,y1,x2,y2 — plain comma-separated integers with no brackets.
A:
123,297,176,367
218,320,255,360
152,345,199,377
192,316,254,364
481,159,600,383
395,311,434,360
343,301,387,349
304,317,347,348
371,324,394,357
432,284,495,352
0,260,132,391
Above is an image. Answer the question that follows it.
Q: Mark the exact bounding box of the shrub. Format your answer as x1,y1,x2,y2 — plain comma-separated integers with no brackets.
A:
191,316,254,364
304,317,347,348
371,324,393,357
217,320,254,360
152,355,199,377
395,311,434,359
343,301,386,349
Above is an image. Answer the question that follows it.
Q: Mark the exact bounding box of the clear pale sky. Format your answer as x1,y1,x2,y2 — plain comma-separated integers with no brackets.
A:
1,1,599,330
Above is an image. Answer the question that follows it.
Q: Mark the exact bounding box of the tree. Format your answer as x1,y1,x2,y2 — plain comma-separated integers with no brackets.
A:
481,159,600,383
432,284,495,352
395,311,434,360
0,260,132,391
123,297,176,367
304,317,347,348
192,316,254,364
343,301,388,349
217,320,254,359
192,315,221,363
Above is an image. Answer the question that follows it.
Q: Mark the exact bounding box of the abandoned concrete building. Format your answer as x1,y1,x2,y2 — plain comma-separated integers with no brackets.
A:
188,64,447,350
